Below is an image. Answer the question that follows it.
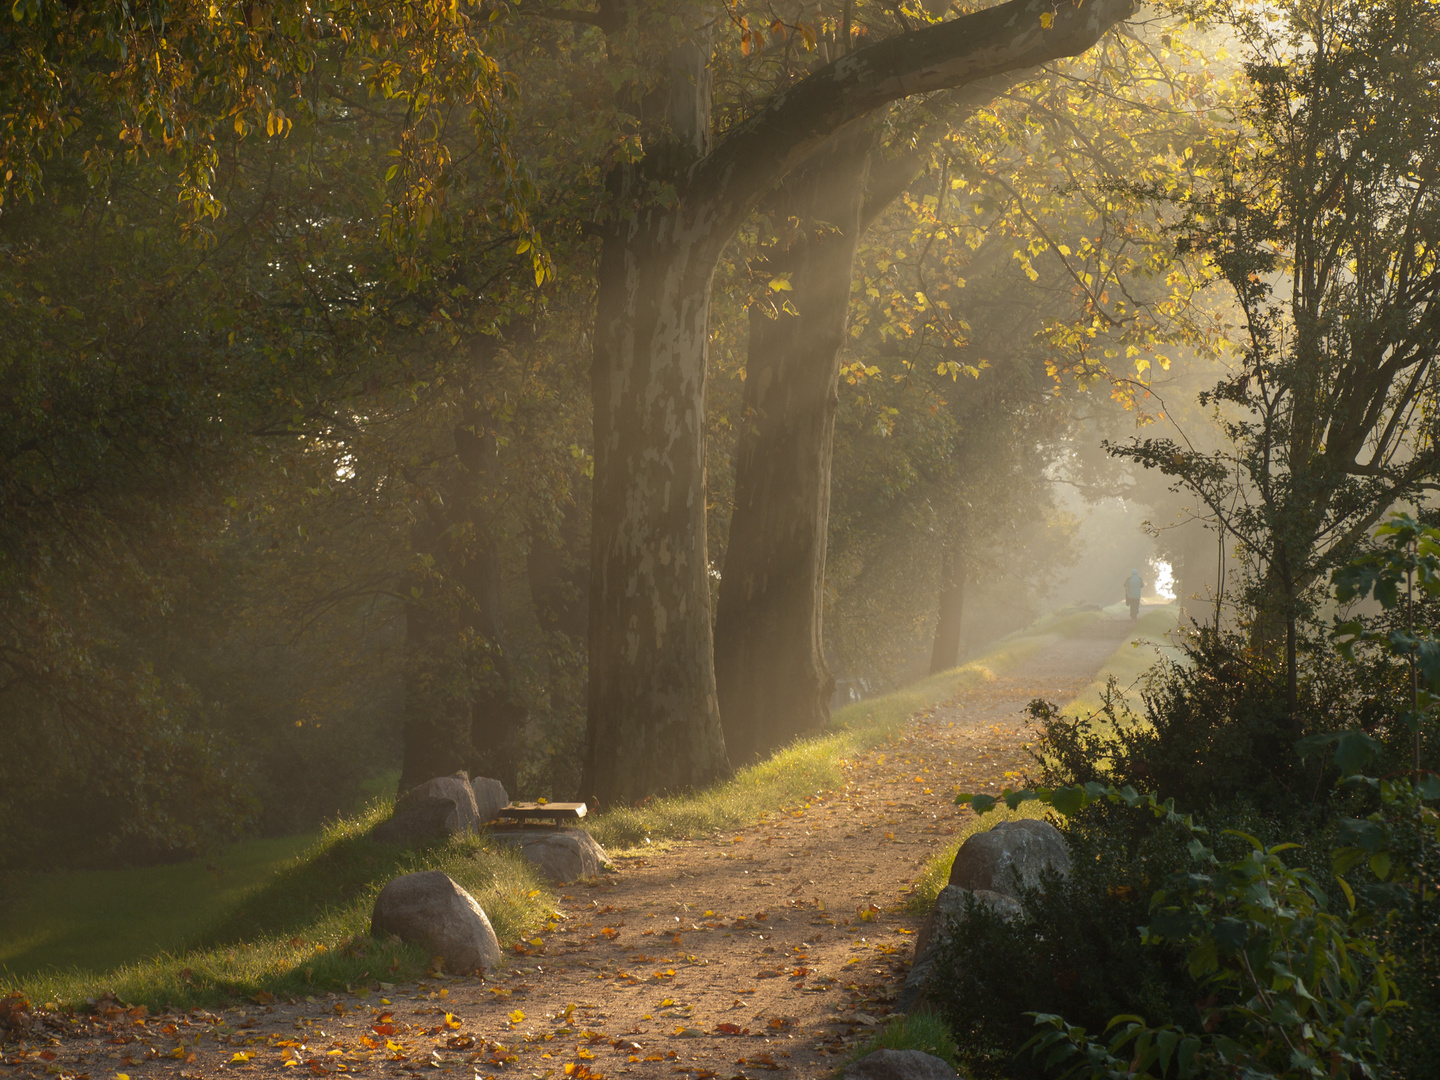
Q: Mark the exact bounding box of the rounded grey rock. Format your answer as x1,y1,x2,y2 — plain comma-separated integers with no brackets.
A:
370,870,502,975
472,777,510,824
947,818,1070,899
845,1049,961,1080
491,828,609,883
373,772,481,846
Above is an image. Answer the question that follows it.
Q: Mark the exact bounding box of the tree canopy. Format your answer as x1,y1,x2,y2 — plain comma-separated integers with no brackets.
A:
5,0,1434,866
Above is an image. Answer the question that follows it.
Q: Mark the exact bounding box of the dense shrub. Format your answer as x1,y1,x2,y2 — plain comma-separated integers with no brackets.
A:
926,804,1198,1079
1027,627,1379,819
934,515,1440,1078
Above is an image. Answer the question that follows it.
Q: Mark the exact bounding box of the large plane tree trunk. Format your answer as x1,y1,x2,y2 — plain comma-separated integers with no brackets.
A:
582,0,1136,803
713,136,873,765
581,203,733,803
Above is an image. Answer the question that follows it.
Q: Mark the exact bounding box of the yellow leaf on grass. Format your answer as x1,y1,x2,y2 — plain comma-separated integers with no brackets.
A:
509,1010,526,1024
230,1052,254,1063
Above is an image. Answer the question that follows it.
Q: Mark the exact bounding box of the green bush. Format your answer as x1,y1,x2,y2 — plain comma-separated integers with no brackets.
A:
990,786,1402,1080
925,804,1197,1079
1027,627,1368,819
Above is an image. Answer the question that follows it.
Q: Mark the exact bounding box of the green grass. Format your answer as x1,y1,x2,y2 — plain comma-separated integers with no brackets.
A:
0,799,554,1010
588,610,1102,852
1060,603,1183,719
848,1012,961,1067
0,832,317,979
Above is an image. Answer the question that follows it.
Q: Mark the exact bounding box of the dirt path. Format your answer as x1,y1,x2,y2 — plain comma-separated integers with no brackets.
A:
6,614,1146,1080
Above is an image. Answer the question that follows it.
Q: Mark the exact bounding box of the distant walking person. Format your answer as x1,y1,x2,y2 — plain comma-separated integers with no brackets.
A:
1124,568,1145,620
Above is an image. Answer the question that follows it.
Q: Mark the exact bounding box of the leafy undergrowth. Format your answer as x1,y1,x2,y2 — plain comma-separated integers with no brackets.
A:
1,799,553,1011
589,610,1100,853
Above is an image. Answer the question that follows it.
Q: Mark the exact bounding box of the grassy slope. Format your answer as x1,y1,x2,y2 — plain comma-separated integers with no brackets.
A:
0,832,318,977
1060,602,1182,718
0,609,1100,1008
1,802,554,1009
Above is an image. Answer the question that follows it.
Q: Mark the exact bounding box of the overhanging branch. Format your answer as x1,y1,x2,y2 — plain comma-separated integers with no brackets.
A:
689,0,1136,235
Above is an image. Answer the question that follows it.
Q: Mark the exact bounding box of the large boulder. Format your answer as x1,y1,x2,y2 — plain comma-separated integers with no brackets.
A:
373,773,481,845
913,885,1021,959
899,820,1072,1013
898,886,1020,1013
371,871,502,975
845,1049,960,1080
947,818,1071,900
491,828,609,882
472,777,510,824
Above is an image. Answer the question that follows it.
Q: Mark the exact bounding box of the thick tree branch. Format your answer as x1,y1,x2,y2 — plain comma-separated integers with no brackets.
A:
688,0,1135,236
859,72,1032,228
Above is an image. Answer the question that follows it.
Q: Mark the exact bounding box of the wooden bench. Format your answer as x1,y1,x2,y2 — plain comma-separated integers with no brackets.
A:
493,801,587,826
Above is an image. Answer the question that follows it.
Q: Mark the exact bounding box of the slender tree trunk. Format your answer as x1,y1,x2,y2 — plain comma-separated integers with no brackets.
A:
929,544,968,675
454,414,524,793
713,136,873,764
527,497,590,642
398,505,472,792
398,412,524,793
714,80,1019,762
